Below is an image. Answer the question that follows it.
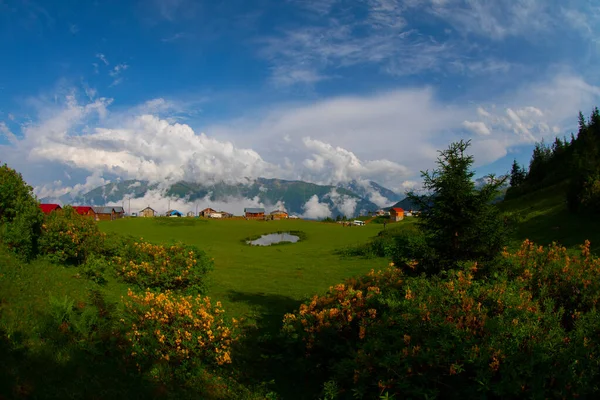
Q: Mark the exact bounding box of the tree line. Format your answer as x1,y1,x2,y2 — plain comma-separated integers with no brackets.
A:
507,107,600,213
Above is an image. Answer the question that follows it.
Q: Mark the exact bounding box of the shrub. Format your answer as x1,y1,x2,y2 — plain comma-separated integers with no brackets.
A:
282,241,600,399
503,239,600,329
114,240,213,294
0,163,43,260
38,206,104,265
122,289,239,379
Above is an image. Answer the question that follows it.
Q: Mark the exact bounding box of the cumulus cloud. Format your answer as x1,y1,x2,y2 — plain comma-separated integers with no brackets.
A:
301,194,331,219
326,189,358,217
462,120,491,136
34,171,109,201
2,72,599,203
367,190,391,208
302,137,409,185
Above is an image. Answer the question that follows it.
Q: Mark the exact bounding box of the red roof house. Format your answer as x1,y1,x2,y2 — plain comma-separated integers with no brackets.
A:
39,204,62,214
390,207,404,222
72,206,96,218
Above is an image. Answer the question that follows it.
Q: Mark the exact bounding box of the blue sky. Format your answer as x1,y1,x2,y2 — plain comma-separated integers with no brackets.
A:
1,0,600,205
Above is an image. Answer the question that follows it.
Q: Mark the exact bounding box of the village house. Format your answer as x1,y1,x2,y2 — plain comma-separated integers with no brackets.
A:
72,206,96,218
112,206,125,218
139,206,156,217
244,207,265,219
39,204,62,214
166,210,183,217
186,211,196,217
92,206,117,221
200,208,217,217
390,207,404,222
270,210,288,219
374,209,386,216
219,211,233,218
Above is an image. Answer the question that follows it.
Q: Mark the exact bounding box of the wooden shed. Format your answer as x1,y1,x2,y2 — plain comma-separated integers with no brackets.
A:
244,207,265,219
112,206,125,219
39,204,62,215
72,206,96,218
139,206,156,217
390,207,404,222
92,207,116,221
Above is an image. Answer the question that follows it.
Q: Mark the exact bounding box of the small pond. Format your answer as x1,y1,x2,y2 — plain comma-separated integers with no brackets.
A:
247,232,300,246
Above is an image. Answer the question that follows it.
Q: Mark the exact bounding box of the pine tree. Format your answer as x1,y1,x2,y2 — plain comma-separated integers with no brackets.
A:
407,140,508,273
509,159,526,187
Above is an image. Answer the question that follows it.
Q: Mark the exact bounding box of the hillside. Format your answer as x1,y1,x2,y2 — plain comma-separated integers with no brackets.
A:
499,181,600,253
41,178,401,218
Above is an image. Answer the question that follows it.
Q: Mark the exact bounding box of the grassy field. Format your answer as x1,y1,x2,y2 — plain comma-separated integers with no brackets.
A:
98,218,391,325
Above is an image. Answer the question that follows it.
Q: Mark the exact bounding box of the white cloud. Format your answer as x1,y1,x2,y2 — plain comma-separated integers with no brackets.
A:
0,122,18,144
2,73,599,199
96,53,109,65
462,120,491,135
302,137,409,185
110,63,129,77
326,189,358,217
34,171,108,201
301,194,331,219
367,190,391,208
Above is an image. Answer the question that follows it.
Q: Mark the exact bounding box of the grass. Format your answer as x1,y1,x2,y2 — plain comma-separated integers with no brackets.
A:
99,218,390,323
499,181,600,253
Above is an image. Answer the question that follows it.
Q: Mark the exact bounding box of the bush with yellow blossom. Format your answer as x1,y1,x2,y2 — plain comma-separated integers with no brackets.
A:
38,205,105,265
114,240,213,294
122,289,238,380
282,240,600,399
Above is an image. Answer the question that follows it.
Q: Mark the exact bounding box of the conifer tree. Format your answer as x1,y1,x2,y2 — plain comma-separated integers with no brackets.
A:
407,140,507,273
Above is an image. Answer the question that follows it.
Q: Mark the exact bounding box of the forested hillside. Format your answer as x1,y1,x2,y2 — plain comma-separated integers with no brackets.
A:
507,108,600,214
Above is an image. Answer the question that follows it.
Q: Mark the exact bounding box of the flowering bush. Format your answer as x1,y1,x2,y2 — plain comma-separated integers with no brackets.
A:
504,239,600,324
114,240,213,294
122,289,238,379
282,241,600,399
38,205,104,265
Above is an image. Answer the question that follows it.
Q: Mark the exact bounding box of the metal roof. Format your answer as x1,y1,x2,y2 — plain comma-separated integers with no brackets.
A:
92,206,115,214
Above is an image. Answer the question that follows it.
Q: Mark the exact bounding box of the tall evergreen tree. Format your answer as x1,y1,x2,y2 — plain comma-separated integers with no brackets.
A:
407,140,507,273
509,159,526,187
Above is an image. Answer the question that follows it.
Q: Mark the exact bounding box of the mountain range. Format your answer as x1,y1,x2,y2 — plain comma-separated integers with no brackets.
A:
41,178,404,218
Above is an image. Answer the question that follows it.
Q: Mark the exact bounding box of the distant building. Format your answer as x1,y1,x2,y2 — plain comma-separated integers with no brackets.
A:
92,207,117,221
186,211,196,217
111,206,125,219
244,207,265,219
200,208,217,217
72,206,96,218
270,210,288,219
39,204,62,215
219,211,233,218
166,210,183,217
390,207,404,222
375,209,386,216
139,206,156,218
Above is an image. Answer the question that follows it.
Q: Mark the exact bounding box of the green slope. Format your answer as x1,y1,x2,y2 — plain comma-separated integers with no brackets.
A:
499,181,600,253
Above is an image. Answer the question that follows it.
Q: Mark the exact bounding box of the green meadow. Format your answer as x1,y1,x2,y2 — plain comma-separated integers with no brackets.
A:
99,218,390,323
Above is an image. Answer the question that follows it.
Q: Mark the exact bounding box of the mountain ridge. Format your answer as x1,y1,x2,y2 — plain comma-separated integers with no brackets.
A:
40,178,403,218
